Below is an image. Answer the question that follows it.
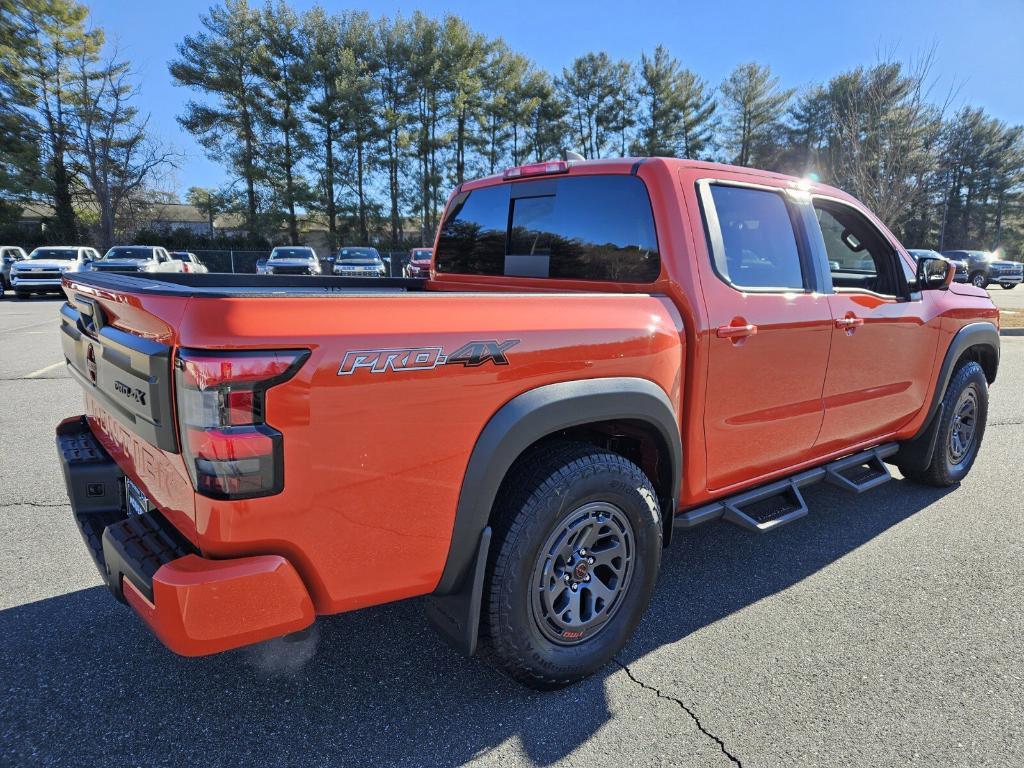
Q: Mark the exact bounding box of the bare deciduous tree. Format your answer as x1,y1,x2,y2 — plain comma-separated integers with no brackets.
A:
71,47,178,249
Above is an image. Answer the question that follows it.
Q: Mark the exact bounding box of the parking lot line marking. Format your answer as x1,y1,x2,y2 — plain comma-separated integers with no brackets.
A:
0,320,53,334
24,361,64,379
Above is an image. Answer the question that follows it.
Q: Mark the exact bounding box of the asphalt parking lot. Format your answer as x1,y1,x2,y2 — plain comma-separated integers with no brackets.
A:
1,295,1022,768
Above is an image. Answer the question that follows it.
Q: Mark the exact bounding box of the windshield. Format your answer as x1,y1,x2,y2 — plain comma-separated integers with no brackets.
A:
270,248,315,260
411,250,432,260
102,246,154,261
28,248,77,260
338,247,380,263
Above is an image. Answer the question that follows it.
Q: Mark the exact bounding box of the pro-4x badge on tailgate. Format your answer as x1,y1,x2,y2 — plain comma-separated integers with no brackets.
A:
338,339,519,376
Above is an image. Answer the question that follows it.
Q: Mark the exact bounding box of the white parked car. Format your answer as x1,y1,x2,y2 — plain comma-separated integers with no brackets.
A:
90,245,184,275
332,246,386,277
10,246,99,299
261,246,322,275
171,251,209,273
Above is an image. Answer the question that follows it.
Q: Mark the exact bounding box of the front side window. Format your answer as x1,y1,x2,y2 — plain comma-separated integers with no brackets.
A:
436,175,661,283
814,201,907,298
706,185,805,291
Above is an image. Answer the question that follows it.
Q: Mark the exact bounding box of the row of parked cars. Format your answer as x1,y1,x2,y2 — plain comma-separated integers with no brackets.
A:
0,245,207,299
256,245,433,278
909,249,1023,289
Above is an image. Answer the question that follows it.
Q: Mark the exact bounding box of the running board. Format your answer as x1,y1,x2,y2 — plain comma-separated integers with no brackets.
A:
823,445,896,493
674,443,899,534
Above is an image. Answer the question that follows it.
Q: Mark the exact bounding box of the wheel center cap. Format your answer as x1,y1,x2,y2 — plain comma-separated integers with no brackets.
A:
573,561,589,580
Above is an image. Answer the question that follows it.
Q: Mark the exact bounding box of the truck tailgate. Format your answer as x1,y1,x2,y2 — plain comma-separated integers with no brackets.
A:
60,279,198,543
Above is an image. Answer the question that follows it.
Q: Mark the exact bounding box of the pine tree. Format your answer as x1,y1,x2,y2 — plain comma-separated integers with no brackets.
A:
633,45,714,159
255,0,311,245
170,0,265,233
720,62,793,167
18,0,102,240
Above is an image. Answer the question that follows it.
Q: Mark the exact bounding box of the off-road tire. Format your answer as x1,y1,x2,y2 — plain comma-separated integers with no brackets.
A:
902,361,988,487
480,441,662,689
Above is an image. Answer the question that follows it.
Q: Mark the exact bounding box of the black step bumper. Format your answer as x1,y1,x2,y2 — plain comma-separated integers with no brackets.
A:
56,416,196,602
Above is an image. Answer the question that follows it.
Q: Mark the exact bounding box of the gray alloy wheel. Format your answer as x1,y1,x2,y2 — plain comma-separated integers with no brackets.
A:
947,386,979,468
481,441,662,689
971,272,987,289
530,501,635,646
901,361,988,487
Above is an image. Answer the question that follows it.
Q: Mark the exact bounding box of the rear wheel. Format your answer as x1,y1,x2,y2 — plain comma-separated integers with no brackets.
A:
1002,284,1017,290
481,442,662,689
902,361,988,487
970,272,988,289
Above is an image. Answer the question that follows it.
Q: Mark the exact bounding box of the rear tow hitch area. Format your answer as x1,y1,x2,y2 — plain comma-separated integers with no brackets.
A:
56,415,316,656
674,444,898,533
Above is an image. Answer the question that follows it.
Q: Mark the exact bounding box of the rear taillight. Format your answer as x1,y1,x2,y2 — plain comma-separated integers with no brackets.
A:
174,349,309,500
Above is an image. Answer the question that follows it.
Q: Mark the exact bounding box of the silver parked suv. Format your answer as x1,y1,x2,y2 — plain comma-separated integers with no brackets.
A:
10,246,99,298
1,246,28,298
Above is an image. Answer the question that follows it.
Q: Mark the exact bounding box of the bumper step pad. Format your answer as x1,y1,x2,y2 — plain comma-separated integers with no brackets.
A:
102,512,197,603
57,415,197,599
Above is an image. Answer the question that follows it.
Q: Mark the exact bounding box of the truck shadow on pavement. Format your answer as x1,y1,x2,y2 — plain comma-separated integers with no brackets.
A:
1,479,954,767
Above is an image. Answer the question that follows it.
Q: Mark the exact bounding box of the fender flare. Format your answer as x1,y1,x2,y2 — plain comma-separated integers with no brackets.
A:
894,321,999,472
424,377,681,656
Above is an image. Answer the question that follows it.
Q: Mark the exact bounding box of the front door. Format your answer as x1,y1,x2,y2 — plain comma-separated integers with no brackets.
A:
809,199,939,451
695,179,833,491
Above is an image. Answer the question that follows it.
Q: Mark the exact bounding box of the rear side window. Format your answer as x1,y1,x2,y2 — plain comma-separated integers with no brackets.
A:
705,185,805,291
436,175,660,283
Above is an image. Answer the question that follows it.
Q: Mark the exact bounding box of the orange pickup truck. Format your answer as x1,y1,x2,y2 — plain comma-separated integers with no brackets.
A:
57,157,1000,688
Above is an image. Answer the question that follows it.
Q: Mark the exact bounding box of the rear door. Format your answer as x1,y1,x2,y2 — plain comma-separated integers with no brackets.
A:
809,197,939,451
693,177,833,491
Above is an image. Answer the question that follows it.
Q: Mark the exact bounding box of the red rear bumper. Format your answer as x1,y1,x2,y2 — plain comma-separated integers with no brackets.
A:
123,554,314,656
58,415,314,656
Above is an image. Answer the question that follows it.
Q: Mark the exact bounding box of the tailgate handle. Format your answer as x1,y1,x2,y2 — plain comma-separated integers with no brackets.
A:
77,297,105,335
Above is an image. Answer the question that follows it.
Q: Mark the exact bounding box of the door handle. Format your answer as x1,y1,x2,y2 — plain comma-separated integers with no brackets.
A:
834,316,864,329
716,323,758,339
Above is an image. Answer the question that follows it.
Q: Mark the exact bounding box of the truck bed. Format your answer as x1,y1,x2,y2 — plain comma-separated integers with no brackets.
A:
66,271,428,298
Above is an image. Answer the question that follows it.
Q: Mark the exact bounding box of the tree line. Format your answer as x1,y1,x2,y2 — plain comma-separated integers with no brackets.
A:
0,0,178,249
2,0,1023,257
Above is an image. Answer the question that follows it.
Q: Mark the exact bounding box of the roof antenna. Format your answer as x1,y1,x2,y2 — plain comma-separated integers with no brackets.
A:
562,149,586,162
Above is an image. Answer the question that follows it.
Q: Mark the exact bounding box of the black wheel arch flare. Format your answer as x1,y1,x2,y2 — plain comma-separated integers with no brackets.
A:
424,377,681,656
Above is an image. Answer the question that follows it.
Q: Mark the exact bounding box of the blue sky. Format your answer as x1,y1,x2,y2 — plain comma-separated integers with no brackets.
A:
86,0,1024,198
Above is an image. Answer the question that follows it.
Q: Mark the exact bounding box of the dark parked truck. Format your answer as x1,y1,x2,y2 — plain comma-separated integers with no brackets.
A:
941,249,1024,289
56,157,1000,688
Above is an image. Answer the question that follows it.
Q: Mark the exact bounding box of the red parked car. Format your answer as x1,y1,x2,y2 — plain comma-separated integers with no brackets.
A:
404,247,433,278
57,157,999,688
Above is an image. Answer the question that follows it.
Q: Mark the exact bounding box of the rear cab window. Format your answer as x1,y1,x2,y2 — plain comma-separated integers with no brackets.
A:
435,175,660,283
698,182,812,292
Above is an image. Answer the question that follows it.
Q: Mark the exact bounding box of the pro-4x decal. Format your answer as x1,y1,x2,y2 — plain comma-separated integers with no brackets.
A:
338,339,519,376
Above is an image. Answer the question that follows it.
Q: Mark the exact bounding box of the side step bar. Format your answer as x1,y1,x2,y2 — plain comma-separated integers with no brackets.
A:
675,443,898,533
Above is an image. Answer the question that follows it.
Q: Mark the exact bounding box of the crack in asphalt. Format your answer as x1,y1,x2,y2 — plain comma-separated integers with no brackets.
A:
613,659,743,767
0,501,67,509
989,420,1024,427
